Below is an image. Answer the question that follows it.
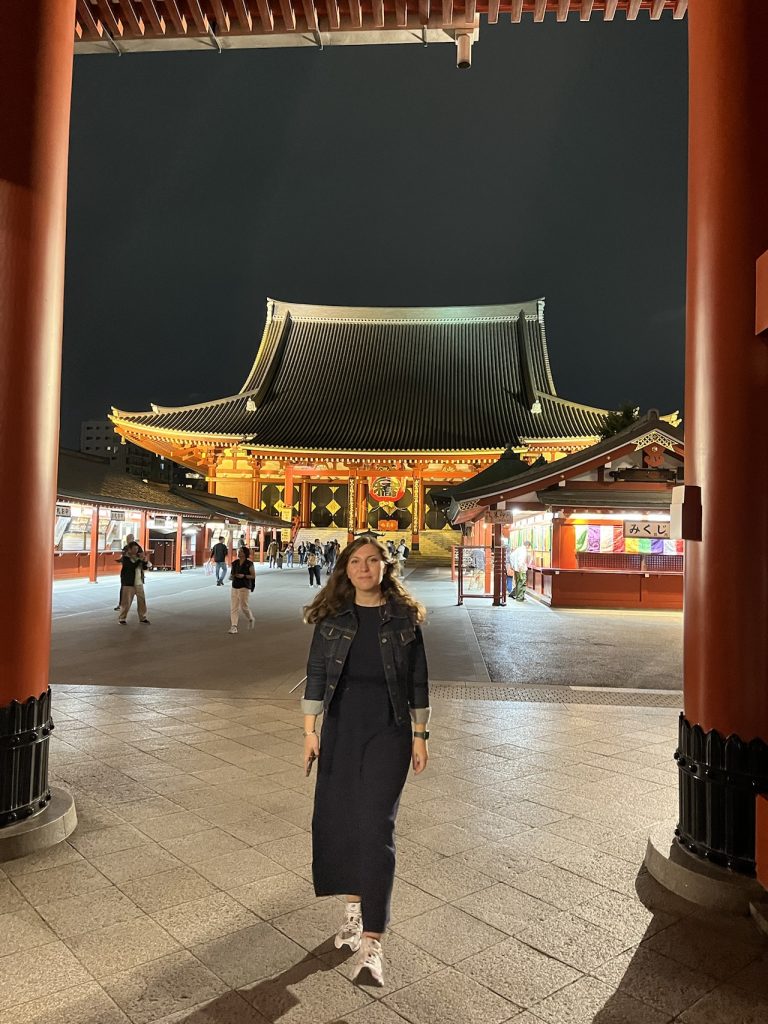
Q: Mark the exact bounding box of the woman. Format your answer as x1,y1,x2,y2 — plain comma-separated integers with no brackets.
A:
302,538,430,986
228,546,256,634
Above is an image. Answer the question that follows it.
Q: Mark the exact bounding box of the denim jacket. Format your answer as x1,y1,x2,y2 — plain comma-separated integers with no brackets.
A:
301,602,430,727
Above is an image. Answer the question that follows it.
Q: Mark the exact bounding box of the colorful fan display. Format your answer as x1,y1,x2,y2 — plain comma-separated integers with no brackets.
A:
574,524,683,556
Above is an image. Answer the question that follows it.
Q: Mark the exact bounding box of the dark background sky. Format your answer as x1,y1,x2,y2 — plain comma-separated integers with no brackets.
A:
62,15,688,447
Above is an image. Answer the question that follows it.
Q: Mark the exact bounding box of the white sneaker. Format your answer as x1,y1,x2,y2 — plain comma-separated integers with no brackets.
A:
351,936,384,986
228,626,238,634
334,901,362,952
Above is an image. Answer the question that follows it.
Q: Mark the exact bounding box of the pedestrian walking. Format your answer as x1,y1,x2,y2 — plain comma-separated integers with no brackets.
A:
229,545,256,634
114,533,143,609
117,542,151,625
285,542,295,567
210,536,229,586
307,547,322,587
268,538,279,568
301,537,430,987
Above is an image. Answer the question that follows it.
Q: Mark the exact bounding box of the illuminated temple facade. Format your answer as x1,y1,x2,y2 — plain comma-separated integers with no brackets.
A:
111,298,613,554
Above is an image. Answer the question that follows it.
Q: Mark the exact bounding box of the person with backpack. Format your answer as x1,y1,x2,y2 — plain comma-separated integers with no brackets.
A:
228,545,256,634
307,545,322,587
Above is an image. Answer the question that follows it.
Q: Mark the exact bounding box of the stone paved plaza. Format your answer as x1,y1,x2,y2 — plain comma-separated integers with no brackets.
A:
2,682,767,1024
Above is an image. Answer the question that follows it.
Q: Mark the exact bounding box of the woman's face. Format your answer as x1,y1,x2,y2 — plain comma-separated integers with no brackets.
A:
346,543,385,595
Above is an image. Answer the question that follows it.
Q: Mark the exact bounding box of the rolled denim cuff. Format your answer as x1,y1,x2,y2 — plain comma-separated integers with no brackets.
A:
410,706,431,726
301,699,324,716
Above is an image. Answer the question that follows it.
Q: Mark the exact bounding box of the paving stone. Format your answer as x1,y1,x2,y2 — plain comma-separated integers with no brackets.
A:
243,957,371,1024
150,991,268,1022
0,881,25,916
458,936,581,1007
388,878,443,925
158,828,249,865
452,882,559,936
594,946,718,1017
678,981,768,1023
90,843,183,884
138,811,213,842
218,814,302,845
392,904,507,965
0,909,56,957
730,951,768,1000
571,889,675,945
272,896,345,953
228,871,317,920
119,865,219,913
383,966,519,1024
398,855,494,902
516,910,633,972
194,848,285,889
1,843,82,877
0,981,130,1024
192,922,308,988
67,823,151,859
328,1003,411,1024
101,950,228,1024
10,861,111,906
38,885,144,938
642,914,765,981
0,941,93,1012
530,974,670,1024
506,859,606,911
152,892,260,945
254,833,313,871
63,915,180,979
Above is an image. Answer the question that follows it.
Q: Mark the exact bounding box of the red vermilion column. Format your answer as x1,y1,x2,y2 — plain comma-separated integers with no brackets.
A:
676,0,768,874
684,0,768,738
174,516,183,573
0,0,76,706
88,507,99,584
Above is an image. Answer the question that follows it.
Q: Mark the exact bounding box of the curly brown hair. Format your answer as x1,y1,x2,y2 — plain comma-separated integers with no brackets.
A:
304,537,425,625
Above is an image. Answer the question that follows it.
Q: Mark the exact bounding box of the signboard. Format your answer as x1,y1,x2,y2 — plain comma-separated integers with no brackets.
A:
484,510,516,524
378,518,398,531
55,505,71,518
369,476,406,503
623,520,670,540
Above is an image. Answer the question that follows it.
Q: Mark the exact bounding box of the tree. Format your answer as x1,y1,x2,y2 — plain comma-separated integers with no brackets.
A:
599,403,640,440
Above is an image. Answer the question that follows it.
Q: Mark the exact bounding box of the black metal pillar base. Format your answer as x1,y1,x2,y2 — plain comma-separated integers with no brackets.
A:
675,714,768,876
1,688,54,828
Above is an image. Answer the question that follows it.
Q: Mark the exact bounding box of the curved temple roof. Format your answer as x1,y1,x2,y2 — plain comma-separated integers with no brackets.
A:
112,298,609,454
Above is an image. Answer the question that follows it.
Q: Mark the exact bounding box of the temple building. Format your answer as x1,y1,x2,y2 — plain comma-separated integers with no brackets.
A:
112,298,635,557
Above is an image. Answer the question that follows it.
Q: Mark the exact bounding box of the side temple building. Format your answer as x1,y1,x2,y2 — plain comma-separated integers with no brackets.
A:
111,298,619,556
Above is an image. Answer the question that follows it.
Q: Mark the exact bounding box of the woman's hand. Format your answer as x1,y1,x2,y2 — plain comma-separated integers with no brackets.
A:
411,738,428,774
304,731,320,775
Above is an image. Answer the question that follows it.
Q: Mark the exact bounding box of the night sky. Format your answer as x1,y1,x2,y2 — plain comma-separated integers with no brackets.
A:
62,15,688,447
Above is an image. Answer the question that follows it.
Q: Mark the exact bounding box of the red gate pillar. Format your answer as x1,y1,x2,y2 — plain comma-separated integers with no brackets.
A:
174,515,183,573
0,0,77,844
88,507,99,584
674,0,768,875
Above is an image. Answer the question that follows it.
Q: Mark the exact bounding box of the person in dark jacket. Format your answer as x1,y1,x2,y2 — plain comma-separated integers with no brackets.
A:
301,537,430,987
117,542,151,624
210,536,229,586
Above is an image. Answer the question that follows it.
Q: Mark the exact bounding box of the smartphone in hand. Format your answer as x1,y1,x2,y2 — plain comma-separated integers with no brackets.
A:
305,752,316,777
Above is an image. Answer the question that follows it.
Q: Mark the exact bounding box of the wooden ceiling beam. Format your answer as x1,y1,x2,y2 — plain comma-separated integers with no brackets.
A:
649,0,665,17
557,0,571,20
580,0,594,18
162,0,187,33
115,0,145,34
487,0,499,23
603,0,618,20
139,0,166,33
209,0,231,31
326,0,340,29
301,0,316,29
372,0,385,26
184,0,208,31
627,0,642,19
254,0,275,30
348,0,362,27
94,0,124,35
673,0,687,18
279,0,297,27
510,0,523,23
232,0,254,30
76,0,104,37
395,0,407,25
442,0,453,24
533,0,546,21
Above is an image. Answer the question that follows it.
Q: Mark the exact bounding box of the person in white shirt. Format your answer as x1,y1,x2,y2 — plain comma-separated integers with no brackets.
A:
509,540,532,602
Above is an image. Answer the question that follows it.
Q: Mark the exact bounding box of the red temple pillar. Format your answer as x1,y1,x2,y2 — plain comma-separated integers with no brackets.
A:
673,0,768,876
0,0,77,841
88,507,99,584
411,476,422,553
300,479,311,529
174,515,183,573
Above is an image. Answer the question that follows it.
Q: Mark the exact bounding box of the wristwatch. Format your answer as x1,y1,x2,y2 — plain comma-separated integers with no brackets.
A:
412,730,430,740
